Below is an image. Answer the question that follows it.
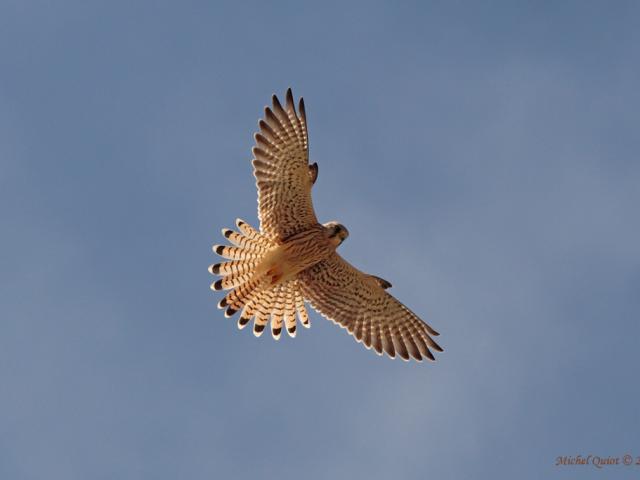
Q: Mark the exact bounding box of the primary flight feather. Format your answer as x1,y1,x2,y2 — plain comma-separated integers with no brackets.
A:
209,89,443,362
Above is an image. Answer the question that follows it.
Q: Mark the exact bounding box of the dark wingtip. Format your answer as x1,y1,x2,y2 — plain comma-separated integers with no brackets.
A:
272,94,283,110
287,326,296,334
210,263,220,275
254,324,265,334
223,229,232,239
238,316,251,328
213,279,223,291
218,298,227,309
214,245,225,255
273,327,282,337
298,97,306,117
225,307,237,318
285,88,295,111
425,323,440,336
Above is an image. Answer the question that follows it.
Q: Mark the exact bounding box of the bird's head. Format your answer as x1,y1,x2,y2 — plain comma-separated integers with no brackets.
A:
323,221,349,247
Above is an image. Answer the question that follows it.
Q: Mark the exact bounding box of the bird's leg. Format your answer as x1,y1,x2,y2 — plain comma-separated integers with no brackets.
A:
266,266,283,285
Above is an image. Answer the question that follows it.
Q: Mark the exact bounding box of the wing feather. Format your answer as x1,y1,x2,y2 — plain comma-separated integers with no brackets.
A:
297,253,443,362
253,89,317,241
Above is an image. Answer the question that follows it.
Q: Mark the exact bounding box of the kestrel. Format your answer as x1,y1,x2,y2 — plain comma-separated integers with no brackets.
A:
209,89,443,362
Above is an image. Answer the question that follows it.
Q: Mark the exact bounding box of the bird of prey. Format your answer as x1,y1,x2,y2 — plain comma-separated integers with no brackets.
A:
209,89,443,362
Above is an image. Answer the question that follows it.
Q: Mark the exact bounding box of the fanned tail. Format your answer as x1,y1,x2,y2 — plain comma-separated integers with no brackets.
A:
209,219,311,339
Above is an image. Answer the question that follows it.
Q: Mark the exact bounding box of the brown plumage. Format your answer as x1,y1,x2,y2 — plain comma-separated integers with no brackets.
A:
209,89,442,362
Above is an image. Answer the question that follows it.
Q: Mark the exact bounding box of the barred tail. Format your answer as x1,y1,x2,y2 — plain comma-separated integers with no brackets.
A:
209,219,311,339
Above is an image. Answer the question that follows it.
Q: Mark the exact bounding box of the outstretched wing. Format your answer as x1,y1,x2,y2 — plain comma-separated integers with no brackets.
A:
297,253,443,362
252,89,318,241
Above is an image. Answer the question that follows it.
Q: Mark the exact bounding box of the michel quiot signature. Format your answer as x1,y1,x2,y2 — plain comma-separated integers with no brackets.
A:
556,454,640,468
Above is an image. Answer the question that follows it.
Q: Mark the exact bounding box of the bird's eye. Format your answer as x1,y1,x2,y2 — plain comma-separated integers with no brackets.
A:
332,225,341,236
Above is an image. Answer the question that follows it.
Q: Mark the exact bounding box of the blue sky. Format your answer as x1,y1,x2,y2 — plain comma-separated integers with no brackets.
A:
1,1,639,479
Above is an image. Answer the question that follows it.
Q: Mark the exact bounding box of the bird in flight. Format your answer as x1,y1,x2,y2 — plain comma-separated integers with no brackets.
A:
209,89,443,362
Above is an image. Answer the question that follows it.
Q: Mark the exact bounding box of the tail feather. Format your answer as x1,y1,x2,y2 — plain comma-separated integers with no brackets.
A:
210,220,312,340
209,259,258,276
253,308,269,337
236,218,269,246
270,285,286,340
210,271,254,291
213,244,263,261
294,287,311,328
252,286,278,337
238,296,257,330
219,276,268,311
284,288,297,337
222,228,268,252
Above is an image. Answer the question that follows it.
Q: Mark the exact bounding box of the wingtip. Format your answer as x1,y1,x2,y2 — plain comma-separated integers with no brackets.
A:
271,94,283,110
427,333,444,352
426,324,440,336
258,118,269,131
285,88,295,111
